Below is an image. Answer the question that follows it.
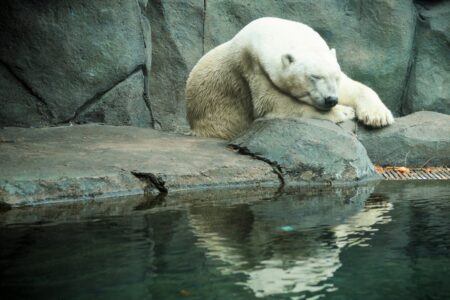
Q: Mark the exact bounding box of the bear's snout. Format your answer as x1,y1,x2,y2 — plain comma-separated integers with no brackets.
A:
324,96,338,108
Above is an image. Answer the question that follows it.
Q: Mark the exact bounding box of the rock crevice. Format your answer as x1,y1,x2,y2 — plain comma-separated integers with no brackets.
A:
135,0,154,127
0,60,55,122
131,171,168,194
229,144,285,188
230,118,380,186
66,66,146,124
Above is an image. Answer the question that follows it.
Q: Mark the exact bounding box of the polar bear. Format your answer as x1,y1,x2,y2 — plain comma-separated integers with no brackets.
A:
186,17,394,140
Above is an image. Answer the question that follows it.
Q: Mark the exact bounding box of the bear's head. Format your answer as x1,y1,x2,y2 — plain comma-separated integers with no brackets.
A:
272,48,341,111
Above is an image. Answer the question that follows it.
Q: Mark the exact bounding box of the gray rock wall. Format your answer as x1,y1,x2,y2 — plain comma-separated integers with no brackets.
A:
0,0,152,128
0,0,448,130
146,0,203,132
404,1,450,115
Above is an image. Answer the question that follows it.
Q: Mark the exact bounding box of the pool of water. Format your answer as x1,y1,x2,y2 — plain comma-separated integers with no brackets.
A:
1,181,449,300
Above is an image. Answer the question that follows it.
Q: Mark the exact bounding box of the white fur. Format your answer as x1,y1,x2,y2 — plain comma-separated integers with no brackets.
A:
186,17,394,140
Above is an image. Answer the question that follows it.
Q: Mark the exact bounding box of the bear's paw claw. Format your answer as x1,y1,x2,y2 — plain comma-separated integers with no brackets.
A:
357,107,394,127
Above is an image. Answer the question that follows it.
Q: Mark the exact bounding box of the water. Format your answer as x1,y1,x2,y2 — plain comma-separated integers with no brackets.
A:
1,181,449,300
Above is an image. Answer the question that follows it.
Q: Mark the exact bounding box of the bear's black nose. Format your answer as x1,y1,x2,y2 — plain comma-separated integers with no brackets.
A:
324,96,338,108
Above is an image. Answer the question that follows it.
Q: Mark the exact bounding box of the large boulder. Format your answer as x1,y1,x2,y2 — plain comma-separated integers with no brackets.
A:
204,0,416,115
230,118,380,185
0,0,151,127
404,1,450,114
146,0,204,133
357,111,450,167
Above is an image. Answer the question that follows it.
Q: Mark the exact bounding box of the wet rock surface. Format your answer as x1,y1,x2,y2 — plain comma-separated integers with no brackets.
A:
0,186,278,226
230,118,380,186
0,125,278,206
357,112,450,167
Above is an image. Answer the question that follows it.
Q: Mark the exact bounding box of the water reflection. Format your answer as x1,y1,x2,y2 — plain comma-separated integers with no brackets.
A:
2,181,448,300
188,186,393,298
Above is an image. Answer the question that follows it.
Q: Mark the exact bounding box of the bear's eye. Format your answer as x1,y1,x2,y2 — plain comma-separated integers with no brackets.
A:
310,75,323,80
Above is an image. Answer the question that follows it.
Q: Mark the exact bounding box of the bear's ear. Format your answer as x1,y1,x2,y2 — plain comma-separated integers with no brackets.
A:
282,54,295,67
330,48,336,58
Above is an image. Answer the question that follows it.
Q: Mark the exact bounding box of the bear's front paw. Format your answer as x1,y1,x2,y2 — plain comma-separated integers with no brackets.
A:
357,105,394,127
331,105,355,123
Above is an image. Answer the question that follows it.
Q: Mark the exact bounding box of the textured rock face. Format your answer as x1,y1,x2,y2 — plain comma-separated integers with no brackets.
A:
230,118,380,185
357,112,450,167
0,0,448,133
0,0,151,127
204,0,416,116
405,1,450,114
75,71,151,127
0,64,50,127
147,0,203,132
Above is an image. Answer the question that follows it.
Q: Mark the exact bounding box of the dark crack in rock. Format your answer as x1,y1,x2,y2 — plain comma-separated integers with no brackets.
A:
230,118,380,186
147,0,204,132
76,70,151,127
0,0,146,124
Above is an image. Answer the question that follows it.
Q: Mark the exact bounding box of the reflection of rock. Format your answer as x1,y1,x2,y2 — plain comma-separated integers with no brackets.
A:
230,118,380,185
0,210,184,300
188,184,393,297
357,111,450,167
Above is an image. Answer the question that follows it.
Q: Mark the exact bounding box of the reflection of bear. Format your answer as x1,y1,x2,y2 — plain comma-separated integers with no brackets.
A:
186,17,394,140
188,187,393,297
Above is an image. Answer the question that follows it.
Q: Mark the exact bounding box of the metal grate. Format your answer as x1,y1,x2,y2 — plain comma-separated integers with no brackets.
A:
376,167,450,180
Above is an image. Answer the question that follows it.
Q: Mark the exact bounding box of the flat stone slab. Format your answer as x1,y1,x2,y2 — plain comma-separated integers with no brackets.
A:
356,111,450,167
0,125,278,206
3,111,447,207
230,118,380,186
